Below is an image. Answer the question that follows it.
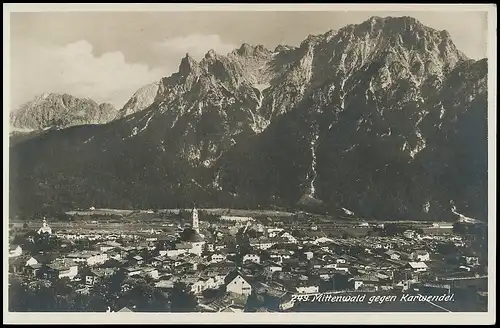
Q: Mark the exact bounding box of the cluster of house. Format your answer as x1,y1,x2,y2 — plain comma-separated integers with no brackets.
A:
8,211,482,312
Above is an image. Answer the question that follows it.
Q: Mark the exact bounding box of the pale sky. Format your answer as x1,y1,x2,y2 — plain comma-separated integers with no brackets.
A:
9,10,489,110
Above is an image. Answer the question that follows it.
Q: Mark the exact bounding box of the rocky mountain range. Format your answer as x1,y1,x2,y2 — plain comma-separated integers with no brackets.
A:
10,93,118,131
9,16,488,222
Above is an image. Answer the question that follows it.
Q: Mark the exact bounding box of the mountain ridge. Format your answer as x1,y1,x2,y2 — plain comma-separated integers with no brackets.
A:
10,93,118,131
9,16,488,222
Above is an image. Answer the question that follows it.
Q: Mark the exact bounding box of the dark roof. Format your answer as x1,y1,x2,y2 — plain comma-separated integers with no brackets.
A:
152,256,166,261
253,281,288,298
40,264,59,272
33,254,55,264
106,258,127,267
243,261,264,270
224,269,250,285
79,267,97,276
205,295,235,312
208,260,237,268
192,233,205,243
263,260,282,267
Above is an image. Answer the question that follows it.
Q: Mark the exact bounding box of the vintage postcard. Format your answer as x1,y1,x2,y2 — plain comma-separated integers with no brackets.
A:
3,3,496,325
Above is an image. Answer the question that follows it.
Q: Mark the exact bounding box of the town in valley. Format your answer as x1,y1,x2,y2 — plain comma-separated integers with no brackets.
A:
8,206,488,313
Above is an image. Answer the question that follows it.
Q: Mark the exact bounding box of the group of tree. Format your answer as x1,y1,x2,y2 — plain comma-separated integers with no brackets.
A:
9,272,198,313
371,223,408,237
179,227,197,242
10,230,61,256
9,278,91,312
453,222,486,239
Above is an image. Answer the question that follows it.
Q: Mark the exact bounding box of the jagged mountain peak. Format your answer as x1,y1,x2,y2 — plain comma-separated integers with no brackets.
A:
179,53,200,76
274,44,297,53
300,34,325,48
369,15,424,24
255,44,269,54
237,43,254,55
205,49,217,60
27,92,97,106
352,16,467,60
232,43,272,57
353,15,431,33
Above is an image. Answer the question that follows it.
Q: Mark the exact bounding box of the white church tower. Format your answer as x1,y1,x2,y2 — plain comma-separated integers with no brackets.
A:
192,205,199,233
37,217,52,235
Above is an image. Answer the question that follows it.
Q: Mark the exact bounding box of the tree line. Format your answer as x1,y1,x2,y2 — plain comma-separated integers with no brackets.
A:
9,272,197,313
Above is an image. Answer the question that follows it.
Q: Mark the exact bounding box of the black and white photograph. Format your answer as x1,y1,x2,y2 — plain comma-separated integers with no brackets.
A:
3,3,496,325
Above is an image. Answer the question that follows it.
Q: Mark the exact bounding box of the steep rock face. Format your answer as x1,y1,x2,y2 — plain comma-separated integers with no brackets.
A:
128,45,278,168
117,82,160,119
10,93,117,130
9,16,488,222
212,16,486,220
216,57,487,221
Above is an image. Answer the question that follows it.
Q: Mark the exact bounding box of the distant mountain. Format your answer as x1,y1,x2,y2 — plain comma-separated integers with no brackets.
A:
9,16,488,222
10,93,117,130
116,82,160,119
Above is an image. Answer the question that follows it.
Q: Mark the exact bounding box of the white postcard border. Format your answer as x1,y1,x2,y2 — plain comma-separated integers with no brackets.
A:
3,3,496,325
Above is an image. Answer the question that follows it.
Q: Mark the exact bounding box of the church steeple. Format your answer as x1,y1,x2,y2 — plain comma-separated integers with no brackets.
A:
37,216,52,235
192,205,199,233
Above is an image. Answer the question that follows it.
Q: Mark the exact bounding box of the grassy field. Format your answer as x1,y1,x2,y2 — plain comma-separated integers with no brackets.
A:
195,208,295,217
64,208,296,217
